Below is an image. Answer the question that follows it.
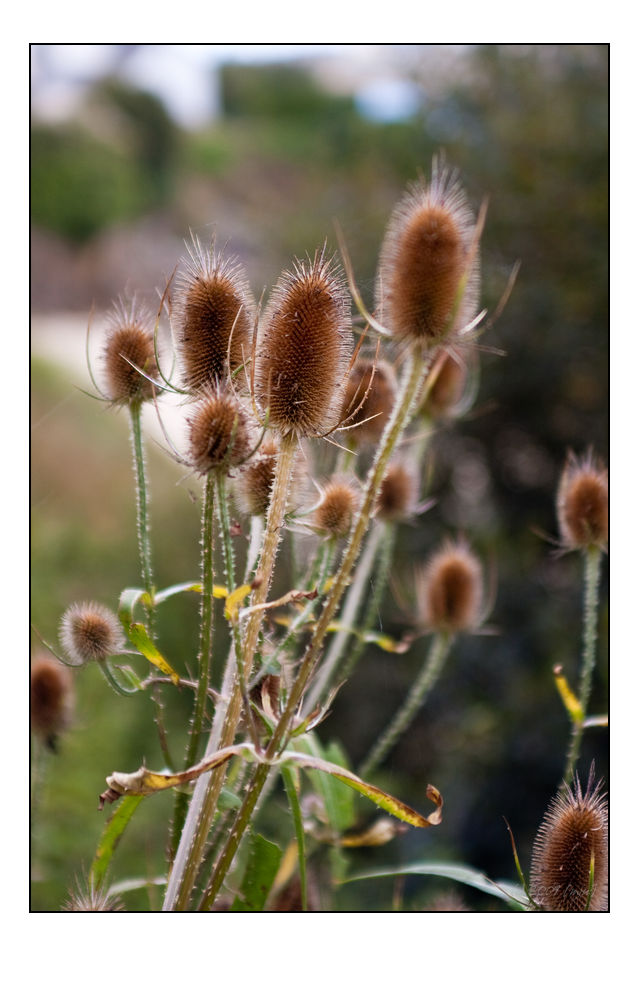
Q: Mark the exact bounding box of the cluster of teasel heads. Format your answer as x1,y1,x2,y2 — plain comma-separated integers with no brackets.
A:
32,158,608,913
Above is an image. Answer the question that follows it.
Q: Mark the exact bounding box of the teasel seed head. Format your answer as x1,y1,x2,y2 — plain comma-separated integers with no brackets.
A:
557,451,608,550
234,436,307,517
176,237,255,391
103,298,160,405
30,656,74,750
255,250,352,438
59,601,126,666
530,767,608,912
376,161,480,347
341,357,397,444
63,877,125,912
417,539,483,633
313,478,359,538
377,460,419,522
186,385,254,475
421,349,468,420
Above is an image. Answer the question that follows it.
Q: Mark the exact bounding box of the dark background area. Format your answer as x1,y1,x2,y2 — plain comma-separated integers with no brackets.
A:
31,44,608,911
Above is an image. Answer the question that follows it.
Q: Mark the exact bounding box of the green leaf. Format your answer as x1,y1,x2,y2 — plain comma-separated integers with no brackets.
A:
297,735,356,834
342,861,530,909
90,795,143,891
230,833,283,912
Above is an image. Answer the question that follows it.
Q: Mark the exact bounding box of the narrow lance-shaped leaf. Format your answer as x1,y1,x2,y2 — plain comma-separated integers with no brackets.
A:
230,833,283,912
90,795,143,889
342,861,530,909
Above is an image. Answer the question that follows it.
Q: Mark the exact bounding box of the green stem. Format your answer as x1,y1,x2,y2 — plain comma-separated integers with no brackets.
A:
360,631,453,779
281,765,308,911
128,402,155,633
98,658,139,697
170,473,216,857
562,545,603,785
199,344,429,911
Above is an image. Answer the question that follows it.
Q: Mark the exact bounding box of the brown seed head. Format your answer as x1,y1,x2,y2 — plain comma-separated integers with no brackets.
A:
59,601,125,665
341,358,397,444
176,238,255,391
30,656,73,746
421,349,467,420
418,540,483,633
187,386,253,475
103,299,160,405
63,878,125,912
557,451,608,550
377,460,418,522
530,768,608,912
255,251,352,437
234,437,307,517
376,163,479,346
314,479,359,538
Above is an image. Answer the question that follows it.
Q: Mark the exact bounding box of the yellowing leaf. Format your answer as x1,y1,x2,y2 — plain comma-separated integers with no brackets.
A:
127,623,180,686
224,584,252,622
553,664,584,722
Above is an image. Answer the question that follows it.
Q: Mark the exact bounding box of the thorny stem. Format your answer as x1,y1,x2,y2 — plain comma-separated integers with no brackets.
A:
165,436,297,910
200,344,430,910
170,472,216,859
360,631,453,779
562,545,603,785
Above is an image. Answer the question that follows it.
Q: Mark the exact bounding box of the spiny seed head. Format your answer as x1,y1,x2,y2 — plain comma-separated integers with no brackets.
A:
63,878,125,912
530,768,608,912
314,479,359,538
176,237,255,392
557,451,608,550
103,298,160,405
186,386,254,475
417,539,483,633
377,460,418,522
255,250,352,438
376,162,479,347
421,349,467,420
234,437,307,517
30,656,73,747
423,890,471,912
59,602,125,665
341,357,397,444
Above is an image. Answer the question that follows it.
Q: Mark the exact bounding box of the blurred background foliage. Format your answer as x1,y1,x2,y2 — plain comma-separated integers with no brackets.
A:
31,44,608,911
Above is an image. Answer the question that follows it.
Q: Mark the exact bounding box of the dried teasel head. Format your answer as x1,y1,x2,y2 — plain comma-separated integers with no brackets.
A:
30,656,74,750
420,347,475,421
102,298,161,405
557,451,608,551
340,357,397,444
186,385,254,475
376,460,419,522
254,250,352,438
63,877,125,912
175,237,255,392
234,436,307,518
313,478,360,538
417,539,483,633
529,767,608,912
376,160,480,348
59,602,126,666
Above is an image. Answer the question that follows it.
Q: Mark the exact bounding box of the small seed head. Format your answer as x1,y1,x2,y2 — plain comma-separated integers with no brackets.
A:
341,358,397,444
377,460,418,522
103,299,160,405
30,656,73,747
234,437,307,517
176,238,255,391
376,162,479,346
417,540,483,633
63,878,125,912
186,387,253,475
557,451,608,550
314,479,359,538
59,601,126,665
421,349,467,419
255,250,352,437
530,769,608,912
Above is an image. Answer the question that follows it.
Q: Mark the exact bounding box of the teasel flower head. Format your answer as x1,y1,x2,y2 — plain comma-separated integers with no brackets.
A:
313,477,360,538
254,249,352,438
102,297,161,405
417,539,483,633
186,383,255,475
376,459,419,522
340,357,397,444
420,346,477,421
557,450,608,551
30,656,74,750
376,160,480,349
234,436,307,518
175,236,256,392
63,876,124,912
59,601,126,666
529,767,608,912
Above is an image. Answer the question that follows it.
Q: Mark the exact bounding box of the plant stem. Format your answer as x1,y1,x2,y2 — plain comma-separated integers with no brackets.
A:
562,545,603,785
281,765,308,911
199,343,429,910
128,402,155,633
360,631,453,779
170,472,216,858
